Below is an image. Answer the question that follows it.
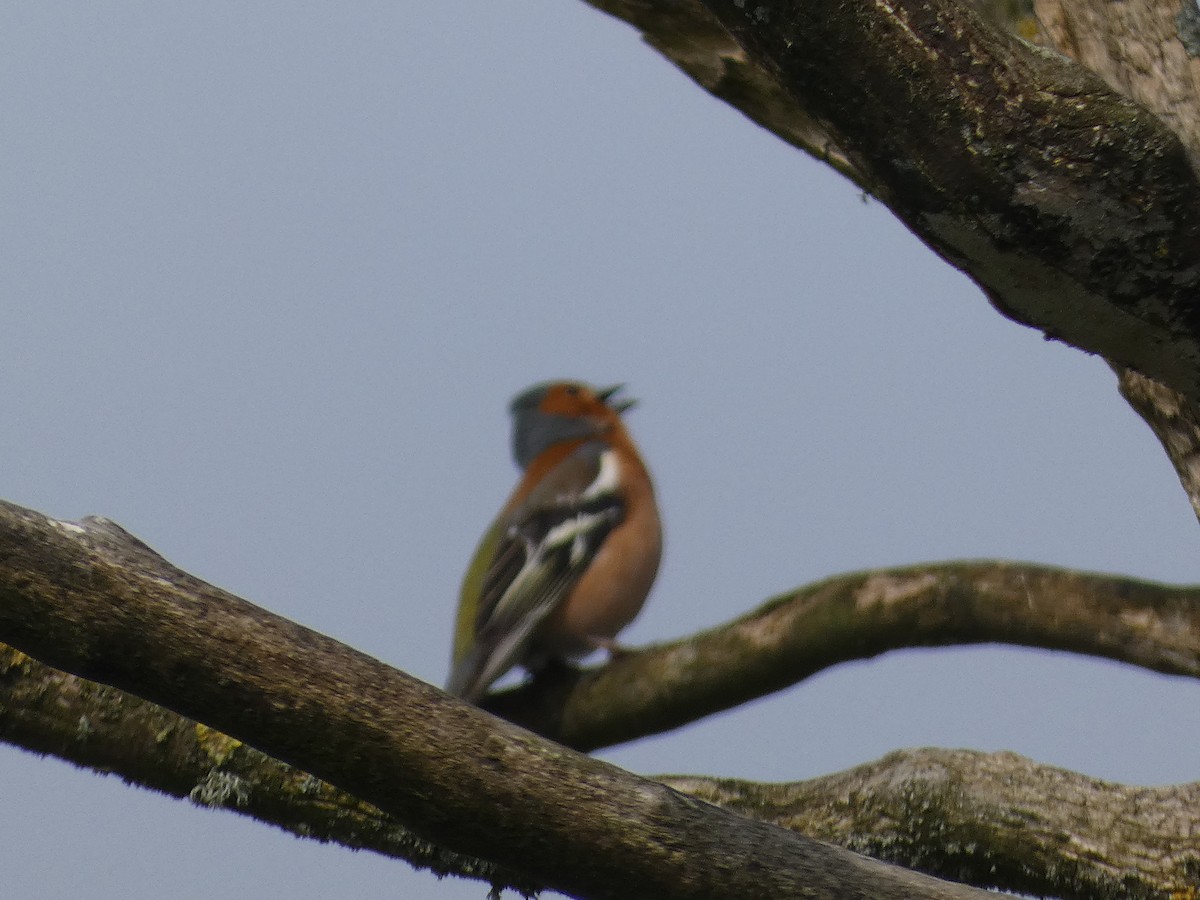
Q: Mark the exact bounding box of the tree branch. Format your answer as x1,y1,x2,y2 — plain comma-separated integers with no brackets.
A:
5,647,1195,899
586,0,1200,526
0,644,529,895
585,0,1200,407
488,561,1200,751
6,596,1199,898
1025,0,1200,528
663,748,1200,900
0,500,991,899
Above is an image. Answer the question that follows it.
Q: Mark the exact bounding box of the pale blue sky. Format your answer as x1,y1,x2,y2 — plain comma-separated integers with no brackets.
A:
3,3,1198,898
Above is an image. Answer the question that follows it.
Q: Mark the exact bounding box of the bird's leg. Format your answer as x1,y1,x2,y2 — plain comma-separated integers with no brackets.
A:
588,635,634,659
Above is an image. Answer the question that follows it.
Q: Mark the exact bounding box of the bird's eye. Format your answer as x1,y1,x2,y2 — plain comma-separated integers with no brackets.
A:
564,385,580,397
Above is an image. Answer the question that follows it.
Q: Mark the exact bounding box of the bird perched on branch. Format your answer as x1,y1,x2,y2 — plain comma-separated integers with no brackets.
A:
447,380,662,703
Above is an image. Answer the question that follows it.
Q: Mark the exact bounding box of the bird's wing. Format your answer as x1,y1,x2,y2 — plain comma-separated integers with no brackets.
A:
447,441,624,700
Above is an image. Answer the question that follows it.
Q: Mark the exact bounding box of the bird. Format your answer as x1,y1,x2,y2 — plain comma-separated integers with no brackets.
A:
447,380,662,703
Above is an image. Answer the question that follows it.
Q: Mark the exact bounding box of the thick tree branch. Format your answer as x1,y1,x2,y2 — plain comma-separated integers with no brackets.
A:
664,748,1200,900
0,500,991,899
1027,0,1200,528
585,0,1200,528
586,0,1200,407
0,645,528,894
5,649,1195,899
489,561,1200,751
2,499,1198,895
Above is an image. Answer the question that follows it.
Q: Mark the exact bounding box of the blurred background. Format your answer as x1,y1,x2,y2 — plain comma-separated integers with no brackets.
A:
2,3,1197,897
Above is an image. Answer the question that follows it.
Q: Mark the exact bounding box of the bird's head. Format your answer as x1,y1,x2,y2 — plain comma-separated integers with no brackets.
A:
509,381,636,469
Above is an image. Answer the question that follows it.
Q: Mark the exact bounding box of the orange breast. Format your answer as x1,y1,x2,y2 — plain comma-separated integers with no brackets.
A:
537,484,662,657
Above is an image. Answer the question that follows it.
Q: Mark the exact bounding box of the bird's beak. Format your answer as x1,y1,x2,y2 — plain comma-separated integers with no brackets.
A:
598,383,637,413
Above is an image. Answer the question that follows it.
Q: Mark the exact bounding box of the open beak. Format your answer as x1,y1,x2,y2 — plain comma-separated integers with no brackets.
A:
597,383,637,413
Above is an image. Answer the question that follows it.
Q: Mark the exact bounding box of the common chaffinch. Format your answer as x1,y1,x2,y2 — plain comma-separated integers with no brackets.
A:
447,380,662,702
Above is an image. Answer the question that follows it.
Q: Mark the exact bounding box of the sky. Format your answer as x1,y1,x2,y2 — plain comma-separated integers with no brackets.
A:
2,3,1198,898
